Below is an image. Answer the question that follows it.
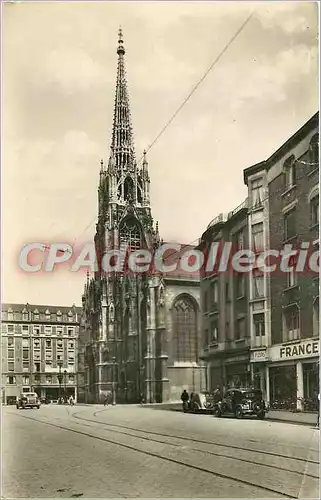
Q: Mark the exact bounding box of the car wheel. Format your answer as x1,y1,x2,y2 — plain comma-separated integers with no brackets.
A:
257,411,265,419
16,405,19,409
235,406,243,419
213,407,222,417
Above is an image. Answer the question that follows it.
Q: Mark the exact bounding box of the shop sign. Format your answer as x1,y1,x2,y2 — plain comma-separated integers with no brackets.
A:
251,349,267,362
269,339,320,362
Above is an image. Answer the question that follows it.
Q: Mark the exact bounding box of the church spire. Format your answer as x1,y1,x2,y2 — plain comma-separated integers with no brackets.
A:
110,27,136,172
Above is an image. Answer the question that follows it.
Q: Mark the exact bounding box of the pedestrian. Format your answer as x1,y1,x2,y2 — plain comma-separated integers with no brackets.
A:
140,393,145,406
181,389,189,411
68,395,74,406
213,386,222,404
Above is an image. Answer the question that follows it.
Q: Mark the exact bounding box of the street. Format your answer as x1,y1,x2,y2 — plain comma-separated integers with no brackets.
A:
2,404,319,499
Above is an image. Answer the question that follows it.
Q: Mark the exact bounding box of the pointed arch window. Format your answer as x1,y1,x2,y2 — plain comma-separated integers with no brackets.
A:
124,176,134,202
119,219,141,251
171,296,198,362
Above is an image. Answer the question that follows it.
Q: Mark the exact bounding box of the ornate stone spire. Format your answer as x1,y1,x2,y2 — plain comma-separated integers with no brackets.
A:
110,27,136,172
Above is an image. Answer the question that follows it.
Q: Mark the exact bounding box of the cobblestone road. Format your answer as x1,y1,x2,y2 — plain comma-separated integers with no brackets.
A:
3,405,319,498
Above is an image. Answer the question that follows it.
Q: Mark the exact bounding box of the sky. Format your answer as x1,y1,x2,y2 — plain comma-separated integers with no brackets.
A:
2,0,319,306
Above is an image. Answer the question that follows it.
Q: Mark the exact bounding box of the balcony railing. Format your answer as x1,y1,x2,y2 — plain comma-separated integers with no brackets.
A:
206,213,228,230
227,198,248,220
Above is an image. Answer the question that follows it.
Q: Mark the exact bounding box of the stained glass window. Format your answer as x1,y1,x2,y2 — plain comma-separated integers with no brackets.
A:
172,297,197,362
119,219,141,251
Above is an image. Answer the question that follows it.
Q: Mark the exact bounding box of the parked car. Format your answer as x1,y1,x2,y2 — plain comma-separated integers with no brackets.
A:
213,388,268,419
188,391,215,413
40,397,50,405
16,392,40,409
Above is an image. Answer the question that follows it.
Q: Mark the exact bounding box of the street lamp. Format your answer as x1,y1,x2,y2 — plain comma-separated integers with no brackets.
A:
57,359,63,404
64,370,67,402
112,357,116,406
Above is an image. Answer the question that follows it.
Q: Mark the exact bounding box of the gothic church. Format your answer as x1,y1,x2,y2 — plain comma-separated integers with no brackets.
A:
81,30,204,403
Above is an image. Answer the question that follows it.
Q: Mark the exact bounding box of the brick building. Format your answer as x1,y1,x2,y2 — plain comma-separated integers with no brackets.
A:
1,303,81,404
197,198,250,391
244,112,319,410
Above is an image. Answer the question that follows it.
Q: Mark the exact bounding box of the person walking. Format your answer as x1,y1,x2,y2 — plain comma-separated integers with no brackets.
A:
181,389,189,412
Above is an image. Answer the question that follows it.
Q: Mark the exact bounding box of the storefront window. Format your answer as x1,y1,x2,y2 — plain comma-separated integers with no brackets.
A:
269,365,296,409
303,363,319,410
225,363,251,389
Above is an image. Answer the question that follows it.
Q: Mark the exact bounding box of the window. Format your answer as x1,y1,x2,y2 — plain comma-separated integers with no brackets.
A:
46,376,52,384
35,363,40,373
34,375,40,383
57,311,62,322
211,280,218,305
210,319,219,343
68,341,74,350
7,349,14,359
7,376,16,384
172,296,198,362
46,340,52,348
23,375,29,385
309,133,319,169
283,156,296,188
33,326,40,335
313,297,319,337
254,313,265,337
310,195,319,227
23,349,29,360
235,231,244,251
33,309,39,321
22,337,29,348
235,317,246,340
119,219,141,251
33,339,40,348
7,309,13,321
45,326,52,335
45,360,52,367
204,329,209,347
236,273,245,298
284,210,296,240
253,271,264,299
67,328,73,337
22,325,29,332
57,326,63,336
283,305,300,341
8,362,14,372
22,308,29,321
251,178,264,208
286,259,297,288
7,325,14,333
23,361,29,370
252,222,264,253
69,375,75,384
8,337,14,347
203,291,208,312
45,310,51,321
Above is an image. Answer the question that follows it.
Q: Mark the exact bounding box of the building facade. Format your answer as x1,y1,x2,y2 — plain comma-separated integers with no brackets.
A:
81,30,204,404
198,199,251,391
199,112,319,411
1,303,81,404
244,112,319,411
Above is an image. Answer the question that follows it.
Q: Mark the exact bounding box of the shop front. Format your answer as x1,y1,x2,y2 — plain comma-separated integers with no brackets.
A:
265,338,319,411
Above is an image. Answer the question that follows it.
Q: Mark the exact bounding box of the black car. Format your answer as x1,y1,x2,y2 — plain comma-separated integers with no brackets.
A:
213,388,268,419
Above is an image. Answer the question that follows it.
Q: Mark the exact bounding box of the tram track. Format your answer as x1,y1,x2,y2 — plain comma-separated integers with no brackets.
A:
10,409,319,499
75,408,320,467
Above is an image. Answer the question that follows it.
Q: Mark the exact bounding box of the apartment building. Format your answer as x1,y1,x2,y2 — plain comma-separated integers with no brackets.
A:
1,303,81,404
244,112,319,410
198,198,250,391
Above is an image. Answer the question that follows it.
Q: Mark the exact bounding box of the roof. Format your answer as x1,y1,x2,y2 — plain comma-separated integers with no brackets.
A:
151,242,200,280
1,303,82,314
243,112,319,185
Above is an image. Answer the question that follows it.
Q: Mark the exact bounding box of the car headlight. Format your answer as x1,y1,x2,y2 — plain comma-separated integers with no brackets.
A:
242,404,249,409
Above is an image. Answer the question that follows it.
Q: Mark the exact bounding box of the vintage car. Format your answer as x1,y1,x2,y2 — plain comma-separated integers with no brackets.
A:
188,392,215,413
213,388,268,419
16,392,40,409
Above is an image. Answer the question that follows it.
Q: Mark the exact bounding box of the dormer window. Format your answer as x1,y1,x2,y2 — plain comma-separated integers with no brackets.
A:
22,308,29,321
57,310,62,322
7,308,13,321
45,309,51,321
33,309,39,321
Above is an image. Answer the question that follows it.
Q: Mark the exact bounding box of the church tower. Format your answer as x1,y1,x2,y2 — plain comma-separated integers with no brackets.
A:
83,29,163,404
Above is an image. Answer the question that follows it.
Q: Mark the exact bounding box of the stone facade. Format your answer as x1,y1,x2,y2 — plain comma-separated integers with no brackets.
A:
81,30,203,404
1,303,81,405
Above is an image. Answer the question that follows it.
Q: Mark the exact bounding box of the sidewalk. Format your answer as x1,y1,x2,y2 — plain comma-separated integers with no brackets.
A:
146,402,318,426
